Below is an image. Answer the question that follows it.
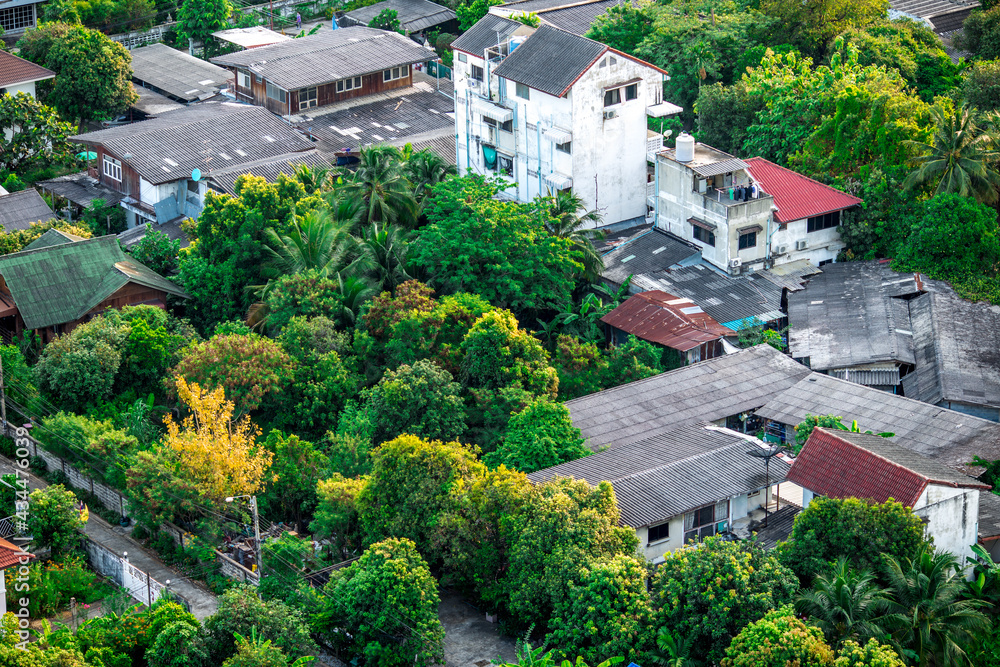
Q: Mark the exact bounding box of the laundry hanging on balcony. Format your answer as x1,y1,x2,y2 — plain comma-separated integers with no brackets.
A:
483,145,497,169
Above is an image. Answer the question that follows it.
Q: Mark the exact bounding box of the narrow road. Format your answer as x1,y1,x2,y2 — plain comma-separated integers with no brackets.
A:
0,457,218,620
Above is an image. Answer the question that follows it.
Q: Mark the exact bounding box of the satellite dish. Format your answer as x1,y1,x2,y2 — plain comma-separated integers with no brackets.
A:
191,168,201,182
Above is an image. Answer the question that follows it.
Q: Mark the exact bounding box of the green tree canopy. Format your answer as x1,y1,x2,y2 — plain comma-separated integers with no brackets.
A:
833,639,906,667
721,605,835,667
318,538,445,667
964,59,1000,111
360,359,467,444
259,430,329,533
28,484,85,557
484,399,589,473
16,23,137,125
651,537,800,664
760,0,887,57
176,0,233,57
0,92,76,176
958,4,1000,60
203,585,317,664
777,497,927,582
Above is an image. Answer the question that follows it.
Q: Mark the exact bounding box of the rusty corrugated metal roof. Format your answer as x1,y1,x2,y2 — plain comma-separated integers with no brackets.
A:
745,157,862,223
600,290,734,352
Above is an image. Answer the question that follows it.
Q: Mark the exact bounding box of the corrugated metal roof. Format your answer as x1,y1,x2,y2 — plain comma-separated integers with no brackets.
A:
600,290,734,352
0,51,54,88
36,172,126,209
534,0,632,36
755,373,1000,475
207,149,331,196
745,157,862,223
691,158,749,178
0,189,56,232
752,504,800,549
72,103,313,185
23,229,86,251
787,428,987,508
492,25,606,97
451,14,527,57
211,27,432,90
343,0,456,33
566,344,812,451
979,491,1000,540
757,259,821,292
529,423,791,528
212,27,291,48
129,43,230,102
601,228,700,288
0,236,188,329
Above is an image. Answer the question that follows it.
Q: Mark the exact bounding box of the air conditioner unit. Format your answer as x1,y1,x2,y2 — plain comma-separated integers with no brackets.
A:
795,240,809,251
776,245,788,255
468,78,480,88
603,110,617,120
728,258,742,269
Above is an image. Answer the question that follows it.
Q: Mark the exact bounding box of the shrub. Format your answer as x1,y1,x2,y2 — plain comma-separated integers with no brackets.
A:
720,605,834,667
484,399,589,473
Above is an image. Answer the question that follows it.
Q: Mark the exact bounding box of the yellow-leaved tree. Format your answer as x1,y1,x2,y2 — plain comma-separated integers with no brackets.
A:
164,378,274,499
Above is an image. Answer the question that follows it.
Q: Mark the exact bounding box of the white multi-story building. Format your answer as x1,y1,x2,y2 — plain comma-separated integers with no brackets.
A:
652,135,862,274
451,17,681,228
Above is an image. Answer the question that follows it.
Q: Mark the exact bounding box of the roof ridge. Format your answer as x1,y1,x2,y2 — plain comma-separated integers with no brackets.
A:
745,156,863,202
0,234,110,261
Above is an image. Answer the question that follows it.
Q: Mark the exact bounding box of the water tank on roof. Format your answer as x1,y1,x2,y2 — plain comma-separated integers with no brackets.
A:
675,132,695,162
509,36,526,51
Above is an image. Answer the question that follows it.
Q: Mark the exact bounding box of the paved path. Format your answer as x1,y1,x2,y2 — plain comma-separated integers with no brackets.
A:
0,457,219,620
439,591,516,667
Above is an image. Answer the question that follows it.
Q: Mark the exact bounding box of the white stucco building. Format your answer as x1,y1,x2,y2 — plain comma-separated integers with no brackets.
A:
787,428,988,570
651,136,862,274
451,17,681,228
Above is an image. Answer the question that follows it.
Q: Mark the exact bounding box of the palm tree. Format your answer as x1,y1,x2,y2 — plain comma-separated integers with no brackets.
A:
292,162,331,195
649,627,697,667
795,557,893,647
331,272,377,327
261,208,359,279
904,103,1000,205
882,546,990,667
356,222,411,295
405,148,457,203
340,144,419,228
535,190,605,281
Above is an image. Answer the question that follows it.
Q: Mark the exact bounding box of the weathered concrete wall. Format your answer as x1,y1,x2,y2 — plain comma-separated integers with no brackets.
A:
916,485,979,572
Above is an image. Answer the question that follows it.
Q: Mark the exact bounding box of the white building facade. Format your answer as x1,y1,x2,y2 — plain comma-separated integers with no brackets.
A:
451,19,680,228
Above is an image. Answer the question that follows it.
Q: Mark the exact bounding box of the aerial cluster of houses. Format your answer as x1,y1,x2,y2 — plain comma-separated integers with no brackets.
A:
2,0,999,570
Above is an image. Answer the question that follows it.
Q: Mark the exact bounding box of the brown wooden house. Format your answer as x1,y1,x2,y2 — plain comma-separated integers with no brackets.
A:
211,27,433,115
0,230,189,343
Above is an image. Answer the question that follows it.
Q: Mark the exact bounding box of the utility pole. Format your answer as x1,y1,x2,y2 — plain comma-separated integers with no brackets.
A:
250,495,262,580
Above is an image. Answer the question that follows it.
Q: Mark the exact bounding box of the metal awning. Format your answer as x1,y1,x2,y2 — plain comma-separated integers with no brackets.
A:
739,224,763,233
543,172,573,190
692,158,748,178
543,127,572,144
688,217,716,231
647,102,683,117
473,99,513,123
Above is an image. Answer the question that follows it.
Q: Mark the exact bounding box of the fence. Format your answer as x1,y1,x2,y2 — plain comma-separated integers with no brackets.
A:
83,537,189,611
109,22,176,50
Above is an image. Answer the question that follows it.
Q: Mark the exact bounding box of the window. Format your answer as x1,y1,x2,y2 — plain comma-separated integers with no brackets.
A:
648,521,669,544
484,116,513,133
739,230,757,250
0,4,33,31
516,82,530,100
265,81,287,103
237,71,251,89
383,66,406,82
254,72,262,83
187,180,200,193
625,83,638,100
556,141,571,154
497,154,513,176
683,500,729,543
458,52,468,63
471,64,484,82
335,76,362,93
807,210,840,232
103,155,122,182
299,86,317,110
604,88,621,107
692,225,715,246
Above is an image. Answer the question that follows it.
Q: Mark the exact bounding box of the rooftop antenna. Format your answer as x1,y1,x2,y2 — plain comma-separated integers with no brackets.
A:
745,443,786,528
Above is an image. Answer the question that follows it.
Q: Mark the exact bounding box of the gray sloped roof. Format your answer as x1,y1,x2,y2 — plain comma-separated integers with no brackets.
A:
529,423,790,528
567,345,812,451
978,490,1000,540
833,430,985,488
492,25,606,97
757,259,821,293
129,43,231,102
536,0,630,36
206,149,331,196
786,261,924,370
755,372,1000,474
633,263,784,329
451,15,526,56
211,27,433,90
601,228,700,289
903,291,1000,410
0,189,56,232
72,104,314,185
343,0,456,33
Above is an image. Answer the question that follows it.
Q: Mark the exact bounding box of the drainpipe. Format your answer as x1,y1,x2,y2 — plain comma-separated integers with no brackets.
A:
465,88,471,172
765,209,774,269
537,123,542,197
654,157,659,227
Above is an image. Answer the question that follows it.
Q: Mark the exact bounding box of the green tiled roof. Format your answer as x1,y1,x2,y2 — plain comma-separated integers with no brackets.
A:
23,229,87,252
0,235,189,330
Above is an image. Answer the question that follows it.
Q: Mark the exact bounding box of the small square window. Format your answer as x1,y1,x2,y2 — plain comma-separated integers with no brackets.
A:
458,52,468,63
471,64,484,81
556,141,571,154
516,82,530,99
693,225,715,246
739,231,757,250
604,88,621,107
648,522,669,543
625,83,638,100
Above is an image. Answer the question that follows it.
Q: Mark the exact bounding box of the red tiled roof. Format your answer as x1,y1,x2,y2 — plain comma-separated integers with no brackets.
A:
600,290,734,352
0,537,34,570
0,51,55,90
745,157,862,224
786,428,988,507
